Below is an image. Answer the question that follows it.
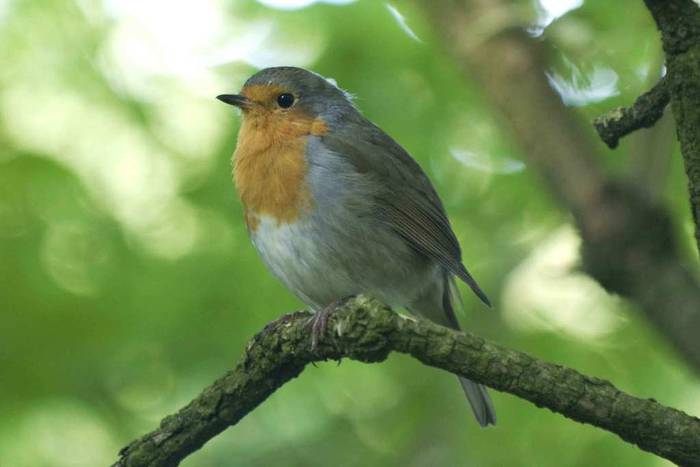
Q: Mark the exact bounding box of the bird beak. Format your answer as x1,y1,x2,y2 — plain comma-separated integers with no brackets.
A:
216,94,252,109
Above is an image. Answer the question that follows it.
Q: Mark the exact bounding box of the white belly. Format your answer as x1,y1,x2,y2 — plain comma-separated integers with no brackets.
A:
250,214,355,309
248,212,439,311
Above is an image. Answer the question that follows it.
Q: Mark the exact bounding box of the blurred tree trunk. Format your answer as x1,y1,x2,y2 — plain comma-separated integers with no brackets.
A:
418,0,700,374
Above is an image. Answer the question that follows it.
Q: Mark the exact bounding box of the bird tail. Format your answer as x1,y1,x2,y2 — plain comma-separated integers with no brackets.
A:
458,376,497,427
443,276,497,427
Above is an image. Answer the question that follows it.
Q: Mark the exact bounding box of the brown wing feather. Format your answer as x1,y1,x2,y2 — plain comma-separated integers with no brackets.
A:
322,120,491,306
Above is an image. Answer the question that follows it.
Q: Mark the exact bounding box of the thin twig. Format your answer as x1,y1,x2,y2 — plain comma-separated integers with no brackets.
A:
593,78,670,149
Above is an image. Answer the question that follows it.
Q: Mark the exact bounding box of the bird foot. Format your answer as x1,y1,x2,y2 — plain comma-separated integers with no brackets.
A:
306,296,355,350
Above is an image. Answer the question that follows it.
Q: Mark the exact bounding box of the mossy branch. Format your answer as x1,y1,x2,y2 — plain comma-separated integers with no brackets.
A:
113,296,700,467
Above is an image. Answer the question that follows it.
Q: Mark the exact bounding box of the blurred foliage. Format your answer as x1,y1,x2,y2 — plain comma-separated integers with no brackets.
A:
1,1,698,466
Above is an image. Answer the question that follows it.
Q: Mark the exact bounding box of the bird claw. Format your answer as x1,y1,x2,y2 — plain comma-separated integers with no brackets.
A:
306,295,355,350
307,306,332,350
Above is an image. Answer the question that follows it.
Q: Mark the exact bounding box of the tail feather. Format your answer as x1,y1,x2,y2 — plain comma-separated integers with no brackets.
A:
459,377,497,427
443,275,497,427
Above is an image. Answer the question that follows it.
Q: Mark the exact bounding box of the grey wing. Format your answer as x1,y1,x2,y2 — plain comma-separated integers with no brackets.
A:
322,121,491,306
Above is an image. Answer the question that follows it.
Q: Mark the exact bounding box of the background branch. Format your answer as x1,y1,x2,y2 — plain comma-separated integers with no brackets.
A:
114,297,700,467
644,0,700,256
625,58,676,200
420,0,700,374
593,78,669,149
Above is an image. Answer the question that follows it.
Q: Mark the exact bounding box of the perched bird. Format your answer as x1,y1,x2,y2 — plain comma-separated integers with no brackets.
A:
218,67,495,427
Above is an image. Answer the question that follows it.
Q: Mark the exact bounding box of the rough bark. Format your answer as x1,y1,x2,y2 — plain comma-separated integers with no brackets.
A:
644,0,700,256
421,0,700,374
114,297,700,467
593,78,670,149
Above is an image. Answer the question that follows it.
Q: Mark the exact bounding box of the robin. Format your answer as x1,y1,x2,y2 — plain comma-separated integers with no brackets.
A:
217,66,496,427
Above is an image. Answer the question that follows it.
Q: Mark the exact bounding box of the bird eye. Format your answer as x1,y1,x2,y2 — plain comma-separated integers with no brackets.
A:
276,93,295,108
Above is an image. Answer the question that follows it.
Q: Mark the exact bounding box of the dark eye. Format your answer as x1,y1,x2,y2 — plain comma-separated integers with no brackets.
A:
276,93,295,108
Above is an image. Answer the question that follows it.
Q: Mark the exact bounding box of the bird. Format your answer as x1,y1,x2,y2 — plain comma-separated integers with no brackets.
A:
217,66,496,427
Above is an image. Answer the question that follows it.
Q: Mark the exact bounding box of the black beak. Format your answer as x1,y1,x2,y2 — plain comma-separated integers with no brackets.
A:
216,94,252,109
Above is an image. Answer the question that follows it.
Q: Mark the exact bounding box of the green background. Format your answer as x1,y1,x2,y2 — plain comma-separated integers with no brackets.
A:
1,1,697,466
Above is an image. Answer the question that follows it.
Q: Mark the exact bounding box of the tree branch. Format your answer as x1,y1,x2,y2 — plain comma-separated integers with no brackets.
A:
593,77,670,149
113,296,699,467
420,0,700,374
643,0,700,256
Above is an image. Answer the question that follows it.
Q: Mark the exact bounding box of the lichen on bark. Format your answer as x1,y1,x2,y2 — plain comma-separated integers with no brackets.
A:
114,296,700,467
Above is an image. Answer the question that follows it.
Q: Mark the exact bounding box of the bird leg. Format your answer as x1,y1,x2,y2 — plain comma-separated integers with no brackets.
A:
306,295,355,350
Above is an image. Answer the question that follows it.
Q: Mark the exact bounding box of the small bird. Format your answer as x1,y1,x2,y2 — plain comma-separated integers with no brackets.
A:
218,67,496,427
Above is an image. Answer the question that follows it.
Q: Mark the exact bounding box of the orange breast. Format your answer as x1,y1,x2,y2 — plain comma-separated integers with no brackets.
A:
233,102,327,231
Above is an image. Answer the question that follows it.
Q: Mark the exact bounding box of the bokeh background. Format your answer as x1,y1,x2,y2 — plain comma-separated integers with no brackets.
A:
2,1,699,466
